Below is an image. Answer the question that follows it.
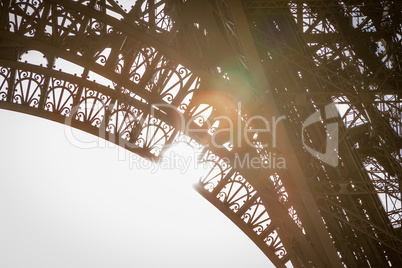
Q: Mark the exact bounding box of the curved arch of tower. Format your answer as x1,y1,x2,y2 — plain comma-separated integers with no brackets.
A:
0,0,401,267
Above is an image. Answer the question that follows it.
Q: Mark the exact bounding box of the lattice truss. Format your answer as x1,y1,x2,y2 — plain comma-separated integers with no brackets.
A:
0,0,400,267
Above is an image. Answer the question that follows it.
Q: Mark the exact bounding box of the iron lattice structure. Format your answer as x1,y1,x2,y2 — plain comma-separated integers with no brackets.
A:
0,0,401,267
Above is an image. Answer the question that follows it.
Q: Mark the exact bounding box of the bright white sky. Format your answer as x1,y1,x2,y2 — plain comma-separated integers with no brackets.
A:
0,109,275,268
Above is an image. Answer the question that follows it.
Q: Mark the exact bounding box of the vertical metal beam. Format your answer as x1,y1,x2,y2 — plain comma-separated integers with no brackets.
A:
226,1,343,267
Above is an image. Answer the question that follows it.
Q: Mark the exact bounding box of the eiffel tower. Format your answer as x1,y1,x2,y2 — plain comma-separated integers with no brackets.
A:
0,0,401,267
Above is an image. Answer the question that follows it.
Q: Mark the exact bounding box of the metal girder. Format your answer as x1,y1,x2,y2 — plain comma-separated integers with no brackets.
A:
241,0,401,266
223,1,343,267
0,0,401,267
0,0,296,266
245,0,386,9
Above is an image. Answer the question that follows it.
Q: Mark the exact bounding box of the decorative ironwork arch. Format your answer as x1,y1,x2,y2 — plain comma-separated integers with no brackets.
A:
1,0,401,267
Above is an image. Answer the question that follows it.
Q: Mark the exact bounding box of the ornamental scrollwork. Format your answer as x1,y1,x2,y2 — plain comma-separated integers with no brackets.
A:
75,88,111,127
106,101,143,141
217,171,256,213
135,115,174,156
9,0,43,36
48,5,81,45
264,229,287,259
199,150,232,192
0,1,302,265
241,197,272,235
0,67,11,102
269,174,289,205
13,70,44,107
128,47,159,84
45,78,78,116
146,64,192,104
178,77,201,113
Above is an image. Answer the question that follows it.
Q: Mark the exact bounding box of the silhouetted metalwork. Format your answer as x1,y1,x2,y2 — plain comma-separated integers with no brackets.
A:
0,0,400,267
